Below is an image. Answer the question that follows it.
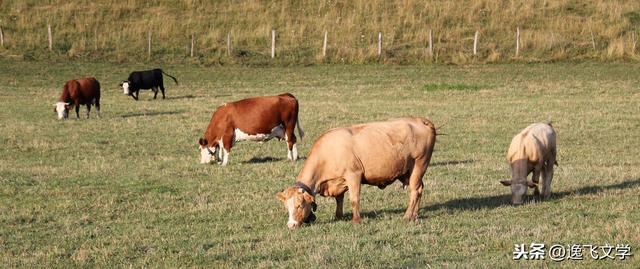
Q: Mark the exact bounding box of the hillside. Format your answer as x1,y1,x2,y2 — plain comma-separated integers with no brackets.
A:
1,0,640,64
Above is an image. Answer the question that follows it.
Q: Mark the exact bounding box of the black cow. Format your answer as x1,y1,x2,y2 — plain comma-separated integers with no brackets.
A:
120,69,178,100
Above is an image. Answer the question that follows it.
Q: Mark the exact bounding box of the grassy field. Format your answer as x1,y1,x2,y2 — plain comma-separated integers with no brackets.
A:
0,59,639,267
1,1,640,64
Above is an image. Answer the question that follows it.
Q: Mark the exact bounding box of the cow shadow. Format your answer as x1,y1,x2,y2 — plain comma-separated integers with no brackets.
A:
120,110,184,118
165,95,199,100
431,159,475,167
242,156,284,164
353,178,640,220
242,156,307,164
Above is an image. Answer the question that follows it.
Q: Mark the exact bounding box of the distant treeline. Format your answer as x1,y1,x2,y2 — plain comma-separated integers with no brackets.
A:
1,0,639,65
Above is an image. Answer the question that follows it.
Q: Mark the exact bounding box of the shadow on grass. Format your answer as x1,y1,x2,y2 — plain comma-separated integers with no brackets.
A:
242,156,306,164
165,95,199,100
242,156,284,164
352,178,640,220
120,110,184,118
431,159,475,167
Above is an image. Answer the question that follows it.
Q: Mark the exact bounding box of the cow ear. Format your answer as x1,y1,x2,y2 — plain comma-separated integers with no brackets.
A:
499,180,512,186
303,193,317,211
526,181,538,188
198,138,207,146
276,191,287,202
303,192,315,203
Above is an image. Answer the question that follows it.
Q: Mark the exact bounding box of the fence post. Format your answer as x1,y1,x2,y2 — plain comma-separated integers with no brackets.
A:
271,29,276,58
94,28,98,51
227,32,231,56
323,30,328,58
48,24,53,51
428,28,433,57
147,31,152,59
516,27,520,57
0,26,4,48
190,33,195,57
377,32,382,57
632,31,637,52
590,31,596,51
473,30,479,55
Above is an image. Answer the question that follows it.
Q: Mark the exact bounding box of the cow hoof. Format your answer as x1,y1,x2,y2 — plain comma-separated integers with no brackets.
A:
351,218,361,224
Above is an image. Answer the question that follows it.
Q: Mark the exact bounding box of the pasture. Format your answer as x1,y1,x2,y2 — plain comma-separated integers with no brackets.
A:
0,59,638,267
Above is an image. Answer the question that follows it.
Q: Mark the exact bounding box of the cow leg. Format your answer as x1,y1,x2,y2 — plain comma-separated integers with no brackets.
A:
335,193,344,220
160,84,166,99
220,135,233,166
404,161,428,221
345,174,362,224
285,124,298,161
531,169,541,198
95,99,101,118
542,157,555,199
153,87,158,99
75,104,80,119
85,104,91,119
132,91,139,100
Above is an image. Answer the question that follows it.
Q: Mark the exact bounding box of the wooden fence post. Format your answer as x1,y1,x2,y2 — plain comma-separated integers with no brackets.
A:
227,32,231,56
323,30,328,58
377,32,382,57
590,31,596,51
632,31,637,52
516,27,520,57
473,30,479,55
428,28,433,57
94,28,98,51
271,29,276,58
190,33,195,57
48,24,53,51
0,26,4,48
147,31,152,59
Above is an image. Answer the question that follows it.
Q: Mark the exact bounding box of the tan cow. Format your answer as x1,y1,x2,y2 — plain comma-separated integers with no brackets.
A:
277,117,436,229
500,122,557,205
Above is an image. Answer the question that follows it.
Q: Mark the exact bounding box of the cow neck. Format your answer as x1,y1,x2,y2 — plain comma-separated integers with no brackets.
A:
59,88,72,103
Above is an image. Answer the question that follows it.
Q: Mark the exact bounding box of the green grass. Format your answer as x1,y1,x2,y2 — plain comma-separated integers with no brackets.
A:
423,83,484,92
1,1,640,64
0,59,639,268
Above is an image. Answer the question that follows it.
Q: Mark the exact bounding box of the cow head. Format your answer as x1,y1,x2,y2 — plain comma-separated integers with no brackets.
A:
120,81,131,95
499,179,537,205
276,186,317,229
198,138,217,164
54,102,71,119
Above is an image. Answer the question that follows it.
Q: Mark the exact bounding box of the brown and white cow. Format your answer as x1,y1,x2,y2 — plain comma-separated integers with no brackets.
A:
277,117,436,229
500,122,557,205
198,93,304,166
54,77,101,120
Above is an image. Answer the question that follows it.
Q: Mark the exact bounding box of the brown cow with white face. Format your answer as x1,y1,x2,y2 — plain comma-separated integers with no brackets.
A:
277,117,436,229
198,93,304,166
54,77,101,120
500,122,557,205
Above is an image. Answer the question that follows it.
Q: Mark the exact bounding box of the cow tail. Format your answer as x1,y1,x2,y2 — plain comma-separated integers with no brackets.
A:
296,119,305,139
162,71,179,85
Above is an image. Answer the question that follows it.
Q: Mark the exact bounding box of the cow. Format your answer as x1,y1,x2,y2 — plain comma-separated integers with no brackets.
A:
500,122,557,205
120,68,178,100
54,77,101,120
276,117,437,229
198,93,304,166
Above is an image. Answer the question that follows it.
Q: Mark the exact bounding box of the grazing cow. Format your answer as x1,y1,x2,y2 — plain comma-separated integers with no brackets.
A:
277,117,436,229
120,68,178,100
54,77,101,120
198,93,304,166
500,122,557,205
